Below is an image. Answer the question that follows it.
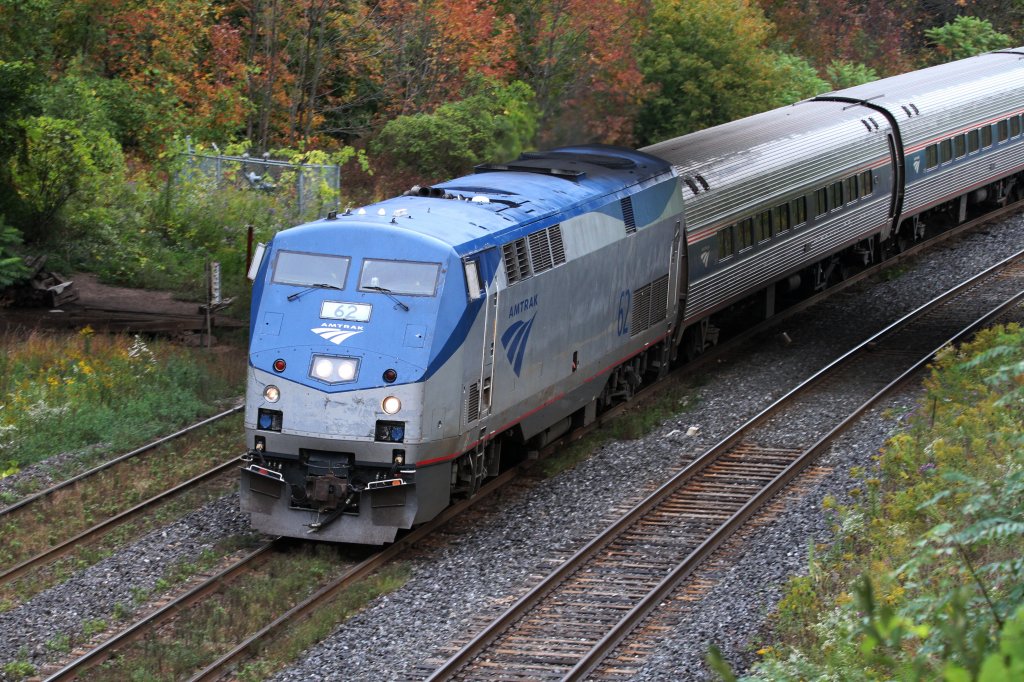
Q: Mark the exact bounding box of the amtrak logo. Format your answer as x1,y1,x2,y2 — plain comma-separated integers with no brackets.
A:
311,326,363,345
913,157,921,173
700,246,711,267
501,313,536,377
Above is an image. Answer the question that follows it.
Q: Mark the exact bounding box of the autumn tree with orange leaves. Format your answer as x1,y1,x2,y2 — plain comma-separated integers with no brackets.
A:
99,1,248,145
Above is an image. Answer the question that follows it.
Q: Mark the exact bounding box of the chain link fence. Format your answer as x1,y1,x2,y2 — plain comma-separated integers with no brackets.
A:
179,147,341,218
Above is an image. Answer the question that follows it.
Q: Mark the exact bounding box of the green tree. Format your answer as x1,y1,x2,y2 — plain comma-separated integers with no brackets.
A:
0,217,28,287
0,60,41,240
768,52,831,106
635,0,782,144
371,80,538,191
925,16,1013,63
8,116,125,244
826,60,879,90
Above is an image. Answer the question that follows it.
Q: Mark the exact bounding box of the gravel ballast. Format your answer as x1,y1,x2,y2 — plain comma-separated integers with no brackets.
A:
0,495,250,675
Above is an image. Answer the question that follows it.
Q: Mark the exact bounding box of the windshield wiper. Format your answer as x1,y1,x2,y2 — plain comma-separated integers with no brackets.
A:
363,285,410,311
286,283,344,302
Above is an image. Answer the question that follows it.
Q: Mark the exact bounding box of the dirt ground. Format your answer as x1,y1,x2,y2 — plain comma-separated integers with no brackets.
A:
0,272,244,338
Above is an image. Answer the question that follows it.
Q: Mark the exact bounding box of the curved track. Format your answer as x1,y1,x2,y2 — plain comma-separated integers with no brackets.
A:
425,248,1024,681
22,204,1024,680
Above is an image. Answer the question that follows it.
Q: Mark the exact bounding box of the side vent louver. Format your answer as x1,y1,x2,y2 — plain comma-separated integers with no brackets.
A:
466,383,480,423
632,285,651,336
502,238,530,284
650,274,669,323
631,274,670,337
527,224,566,274
621,197,636,234
528,230,553,273
505,226,566,285
548,225,566,265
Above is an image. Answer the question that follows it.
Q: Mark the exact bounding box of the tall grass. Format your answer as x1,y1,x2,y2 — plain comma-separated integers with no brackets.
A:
0,327,243,475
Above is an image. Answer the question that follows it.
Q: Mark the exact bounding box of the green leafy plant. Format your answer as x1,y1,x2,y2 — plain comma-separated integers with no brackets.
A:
734,324,1024,681
926,16,1013,63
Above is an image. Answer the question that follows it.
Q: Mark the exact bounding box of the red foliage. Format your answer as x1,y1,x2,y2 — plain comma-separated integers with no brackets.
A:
511,0,650,146
372,0,518,115
758,0,916,75
99,0,247,138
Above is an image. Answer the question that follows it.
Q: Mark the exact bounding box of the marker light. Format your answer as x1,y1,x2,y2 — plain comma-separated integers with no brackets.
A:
264,385,280,403
383,369,398,383
273,358,286,372
382,396,402,415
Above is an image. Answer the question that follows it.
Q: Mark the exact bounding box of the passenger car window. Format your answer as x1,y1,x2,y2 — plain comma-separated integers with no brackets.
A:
773,204,791,233
925,144,938,169
954,134,966,158
791,197,807,225
939,139,952,163
982,126,993,148
815,188,828,216
1011,116,1022,138
359,259,441,296
844,176,858,203
755,211,771,242
718,226,734,260
737,218,754,250
859,171,873,197
998,120,1009,142
828,181,844,210
967,130,980,153
272,251,349,288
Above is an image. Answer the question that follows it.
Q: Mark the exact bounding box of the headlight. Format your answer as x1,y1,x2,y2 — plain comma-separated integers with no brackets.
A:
309,355,359,384
264,385,280,402
382,396,402,414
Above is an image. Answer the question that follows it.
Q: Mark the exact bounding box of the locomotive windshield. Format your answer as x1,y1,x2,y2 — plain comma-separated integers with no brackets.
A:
358,259,440,296
272,251,350,288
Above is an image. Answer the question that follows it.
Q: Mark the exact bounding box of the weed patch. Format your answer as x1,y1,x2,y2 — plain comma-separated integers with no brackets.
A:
0,328,243,477
745,323,1024,680
80,544,383,681
542,385,698,478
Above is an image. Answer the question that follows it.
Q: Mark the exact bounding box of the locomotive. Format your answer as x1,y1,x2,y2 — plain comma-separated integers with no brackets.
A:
241,47,1024,544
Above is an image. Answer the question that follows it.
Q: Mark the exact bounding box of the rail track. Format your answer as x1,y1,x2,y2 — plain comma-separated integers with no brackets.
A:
0,404,242,520
0,406,244,595
0,457,241,591
41,538,286,681
424,248,1024,681
42,469,524,682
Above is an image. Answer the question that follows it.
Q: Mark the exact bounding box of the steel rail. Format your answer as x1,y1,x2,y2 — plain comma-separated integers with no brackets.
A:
565,276,1024,680
0,457,241,588
43,539,283,682
0,404,243,520
188,467,522,682
36,203,1024,682
427,247,1024,681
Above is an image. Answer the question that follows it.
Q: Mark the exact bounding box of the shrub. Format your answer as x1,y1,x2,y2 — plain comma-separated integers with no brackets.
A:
742,324,1024,681
371,79,537,190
